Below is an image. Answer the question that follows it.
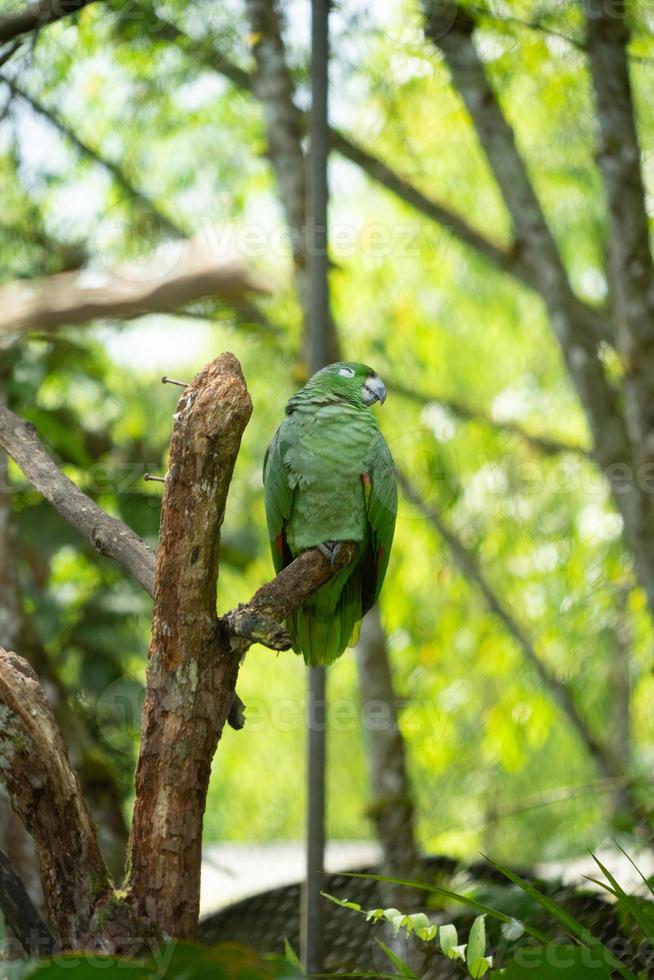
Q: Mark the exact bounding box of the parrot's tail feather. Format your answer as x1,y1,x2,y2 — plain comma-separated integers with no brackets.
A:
292,608,342,667
291,563,364,667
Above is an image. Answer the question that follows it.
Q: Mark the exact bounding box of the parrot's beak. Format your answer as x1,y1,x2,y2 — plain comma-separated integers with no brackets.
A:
362,375,387,406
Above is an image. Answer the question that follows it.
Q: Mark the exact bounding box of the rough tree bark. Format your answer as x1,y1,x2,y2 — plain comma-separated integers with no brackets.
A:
23,628,129,881
225,540,357,651
125,355,252,937
582,0,654,586
0,648,112,948
0,850,54,955
0,380,44,929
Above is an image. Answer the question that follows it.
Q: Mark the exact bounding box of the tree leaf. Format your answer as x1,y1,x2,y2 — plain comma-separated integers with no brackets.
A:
375,940,418,979
590,852,654,940
439,923,458,957
482,855,637,980
340,872,551,944
466,915,486,967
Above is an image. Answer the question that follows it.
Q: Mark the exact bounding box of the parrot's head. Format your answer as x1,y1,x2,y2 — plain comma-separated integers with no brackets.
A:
309,362,387,408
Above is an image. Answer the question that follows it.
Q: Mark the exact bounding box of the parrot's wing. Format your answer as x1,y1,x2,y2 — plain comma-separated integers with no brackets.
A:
263,425,294,574
361,431,397,613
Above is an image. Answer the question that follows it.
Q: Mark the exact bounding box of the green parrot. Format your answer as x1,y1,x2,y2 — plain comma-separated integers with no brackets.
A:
263,362,397,667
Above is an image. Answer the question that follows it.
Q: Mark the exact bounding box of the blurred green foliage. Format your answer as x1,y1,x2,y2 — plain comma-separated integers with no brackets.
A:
2,0,654,877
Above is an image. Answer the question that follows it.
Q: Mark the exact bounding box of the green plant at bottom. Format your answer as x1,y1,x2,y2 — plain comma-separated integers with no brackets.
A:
321,847,654,980
322,892,493,978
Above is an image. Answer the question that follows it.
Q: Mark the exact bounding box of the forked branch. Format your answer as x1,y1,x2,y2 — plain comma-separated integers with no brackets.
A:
0,352,357,945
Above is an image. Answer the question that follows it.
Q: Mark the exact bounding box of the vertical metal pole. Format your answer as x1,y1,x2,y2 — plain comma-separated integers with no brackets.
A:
308,0,331,374
302,0,330,973
303,668,326,972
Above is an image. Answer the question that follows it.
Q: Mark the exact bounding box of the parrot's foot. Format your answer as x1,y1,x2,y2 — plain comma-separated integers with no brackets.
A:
318,540,343,566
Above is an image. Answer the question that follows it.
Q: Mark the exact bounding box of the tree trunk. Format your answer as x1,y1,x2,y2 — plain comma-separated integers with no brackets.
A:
357,609,423,907
125,355,252,938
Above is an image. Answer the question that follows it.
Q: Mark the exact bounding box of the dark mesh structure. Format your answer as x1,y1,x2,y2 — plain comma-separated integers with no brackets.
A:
199,855,654,977
199,860,460,978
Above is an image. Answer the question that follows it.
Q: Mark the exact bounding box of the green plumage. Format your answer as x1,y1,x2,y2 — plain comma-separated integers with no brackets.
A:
263,362,397,667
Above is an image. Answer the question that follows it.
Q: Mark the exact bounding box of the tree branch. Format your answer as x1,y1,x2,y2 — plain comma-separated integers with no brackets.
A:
3,78,277,336
422,1,654,622
0,402,156,594
19,625,129,881
583,0,654,330
0,0,97,45
389,379,590,457
0,647,111,946
0,241,268,337
145,6,610,340
582,0,654,534
3,78,183,239
330,130,529,287
244,0,339,362
122,354,364,937
223,541,357,650
470,4,654,68
400,469,654,830
0,41,23,69
423,2,614,352
397,471,632,789
0,395,357,693
471,5,585,52
245,0,306,271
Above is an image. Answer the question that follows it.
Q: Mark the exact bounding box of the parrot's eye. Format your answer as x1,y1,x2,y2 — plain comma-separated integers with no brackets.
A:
339,367,355,378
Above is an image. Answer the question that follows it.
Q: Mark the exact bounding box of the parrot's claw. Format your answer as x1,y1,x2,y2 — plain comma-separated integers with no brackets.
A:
318,540,343,566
